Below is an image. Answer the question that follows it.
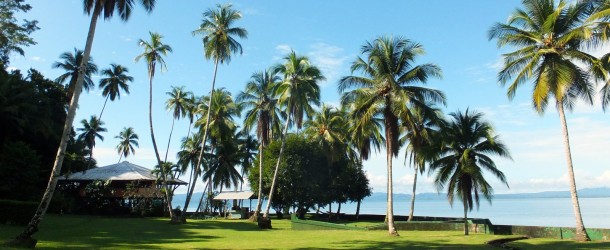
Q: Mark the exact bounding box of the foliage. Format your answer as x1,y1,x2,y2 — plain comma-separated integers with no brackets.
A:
0,200,37,225
0,0,39,67
52,48,98,100
0,141,41,201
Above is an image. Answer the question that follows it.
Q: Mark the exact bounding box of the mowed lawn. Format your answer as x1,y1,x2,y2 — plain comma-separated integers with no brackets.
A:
0,215,607,249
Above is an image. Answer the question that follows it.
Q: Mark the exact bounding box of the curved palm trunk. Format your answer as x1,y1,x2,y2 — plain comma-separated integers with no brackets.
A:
11,3,101,245
148,67,174,219
164,118,175,162
463,201,469,235
99,96,109,120
557,103,590,241
117,154,123,163
263,113,291,218
253,144,264,218
181,58,219,222
408,166,418,222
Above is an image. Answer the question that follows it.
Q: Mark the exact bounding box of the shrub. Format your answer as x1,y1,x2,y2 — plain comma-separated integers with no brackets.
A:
0,200,38,225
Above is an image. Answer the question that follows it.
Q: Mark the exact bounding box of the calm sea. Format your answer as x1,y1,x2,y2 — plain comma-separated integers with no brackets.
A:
172,195,610,228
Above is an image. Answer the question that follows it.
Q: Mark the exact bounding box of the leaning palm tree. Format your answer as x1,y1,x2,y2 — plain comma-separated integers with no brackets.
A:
235,69,282,218
430,109,511,236
98,63,133,119
488,0,606,241
182,3,247,222
339,36,444,236
164,86,191,162
400,104,443,221
115,127,139,162
12,1,155,245
77,115,107,164
261,51,324,226
52,48,98,101
135,31,174,219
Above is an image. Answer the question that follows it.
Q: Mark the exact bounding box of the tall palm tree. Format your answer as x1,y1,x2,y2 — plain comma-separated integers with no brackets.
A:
177,132,203,208
488,0,605,241
135,31,174,218
183,3,247,222
98,63,133,119
304,104,348,160
339,36,444,236
76,115,108,162
203,133,244,197
400,104,443,221
76,115,107,164
237,132,258,193
262,51,324,224
13,0,155,244
235,69,282,218
430,109,511,236
52,48,98,101
115,127,139,162
164,86,191,162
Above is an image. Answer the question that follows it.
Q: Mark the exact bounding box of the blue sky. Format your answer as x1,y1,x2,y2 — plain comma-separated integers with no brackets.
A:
9,0,610,195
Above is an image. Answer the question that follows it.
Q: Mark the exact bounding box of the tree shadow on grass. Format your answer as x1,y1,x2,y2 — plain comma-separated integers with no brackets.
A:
508,240,610,250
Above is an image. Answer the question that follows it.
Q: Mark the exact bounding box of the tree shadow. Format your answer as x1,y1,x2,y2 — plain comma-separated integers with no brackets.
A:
507,239,610,250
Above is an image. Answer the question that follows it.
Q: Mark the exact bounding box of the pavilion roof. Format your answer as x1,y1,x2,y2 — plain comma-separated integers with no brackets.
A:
60,161,187,185
213,191,255,200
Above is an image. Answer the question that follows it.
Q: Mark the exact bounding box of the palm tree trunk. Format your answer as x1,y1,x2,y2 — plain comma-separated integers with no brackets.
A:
408,166,418,222
386,147,398,236
557,103,590,241
195,180,208,213
11,3,101,245
99,96,109,120
148,67,174,219
355,199,361,220
181,58,219,222
117,154,123,163
263,113,291,218
253,144,264,219
164,118,175,162
463,201,469,236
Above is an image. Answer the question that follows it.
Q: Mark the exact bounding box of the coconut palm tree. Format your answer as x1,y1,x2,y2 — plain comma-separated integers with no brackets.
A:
338,36,444,236
237,132,258,192
400,104,443,221
115,127,139,162
76,115,107,168
488,0,607,241
182,3,247,222
304,104,348,160
52,48,98,101
12,1,155,244
177,132,203,207
203,133,243,197
135,31,174,218
430,109,511,236
165,86,191,162
235,69,282,218
98,63,133,119
261,51,324,225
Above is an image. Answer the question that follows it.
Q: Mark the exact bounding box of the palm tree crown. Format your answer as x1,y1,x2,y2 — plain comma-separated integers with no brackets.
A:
99,63,132,102
115,127,139,162
192,3,248,64
166,86,191,120
77,115,107,158
52,48,98,100
83,0,155,21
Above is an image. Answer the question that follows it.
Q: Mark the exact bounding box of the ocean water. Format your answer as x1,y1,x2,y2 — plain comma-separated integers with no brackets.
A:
172,195,610,228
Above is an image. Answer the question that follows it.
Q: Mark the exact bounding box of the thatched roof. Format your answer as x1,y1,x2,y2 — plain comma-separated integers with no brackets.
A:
213,191,254,200
60,161,187,185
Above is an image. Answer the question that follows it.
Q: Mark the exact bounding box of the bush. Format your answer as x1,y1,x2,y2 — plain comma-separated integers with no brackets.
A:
0,200,38,225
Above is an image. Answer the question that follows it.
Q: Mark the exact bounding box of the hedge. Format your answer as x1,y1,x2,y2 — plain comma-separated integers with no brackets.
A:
0,200,38,225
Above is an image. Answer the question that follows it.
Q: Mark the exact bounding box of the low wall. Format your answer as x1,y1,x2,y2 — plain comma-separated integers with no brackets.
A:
290,214,366,231
493,225,610,241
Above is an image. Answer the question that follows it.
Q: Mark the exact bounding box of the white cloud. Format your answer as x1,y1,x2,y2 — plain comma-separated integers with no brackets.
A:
307,43,350,87
275,44,292,55
30,56,45,62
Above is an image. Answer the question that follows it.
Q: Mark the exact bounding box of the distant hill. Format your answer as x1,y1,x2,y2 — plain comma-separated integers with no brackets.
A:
363,187,610,202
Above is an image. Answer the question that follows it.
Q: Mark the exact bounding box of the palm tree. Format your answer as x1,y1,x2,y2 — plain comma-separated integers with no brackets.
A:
304,104,348,160
203,133,243,200
338,36,444,236
115,127,139,162
183,3,247,222
262,51,324,225
235,69,282,218
135,31,174,218
488,0,606,241
76,115,107,167
13,1,155,244
98,63,133,119
400,104,443,221
237,132,258,193
430,109,511,236
52,48,98,101
177,132,203,209
165,86,191,162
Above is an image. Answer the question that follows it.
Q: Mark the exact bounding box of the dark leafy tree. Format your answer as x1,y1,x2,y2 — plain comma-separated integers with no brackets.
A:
0,0,39,67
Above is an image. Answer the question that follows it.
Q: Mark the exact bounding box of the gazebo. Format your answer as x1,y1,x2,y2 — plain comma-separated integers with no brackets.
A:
213,191,254,219
58,161,186,215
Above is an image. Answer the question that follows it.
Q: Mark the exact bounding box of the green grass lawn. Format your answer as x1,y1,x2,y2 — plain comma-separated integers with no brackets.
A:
0,215,607,249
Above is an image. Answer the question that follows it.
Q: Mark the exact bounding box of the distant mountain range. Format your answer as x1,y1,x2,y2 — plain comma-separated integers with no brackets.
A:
365,187,610,202
173,187,610,205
